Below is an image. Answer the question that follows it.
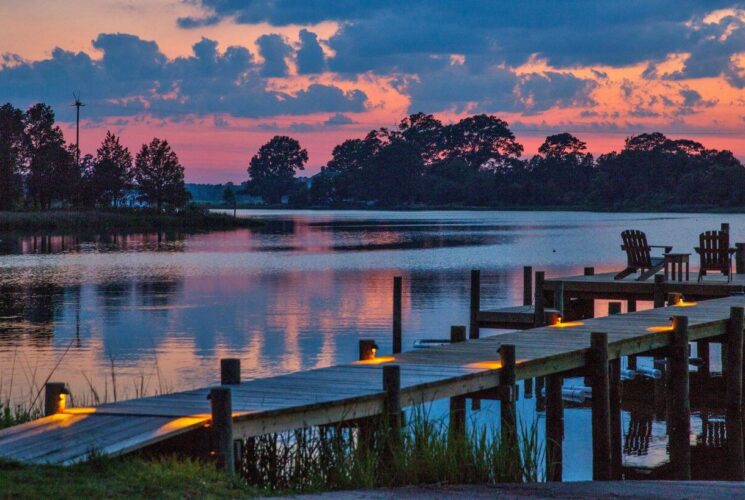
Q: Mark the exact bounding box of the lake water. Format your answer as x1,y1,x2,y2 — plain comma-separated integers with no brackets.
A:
0,209,741,479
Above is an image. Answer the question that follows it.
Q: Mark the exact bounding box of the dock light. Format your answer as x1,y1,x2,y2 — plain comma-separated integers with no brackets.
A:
646,317,674,333
548,315,584,329
359,339,379,361
44,382,70,416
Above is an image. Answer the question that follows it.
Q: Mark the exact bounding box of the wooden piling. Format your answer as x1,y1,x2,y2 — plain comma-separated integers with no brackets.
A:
627,300,638,368
523,266,533,306
668,315,691,480
726,306,745,480
546,373,564,482
667,292,682,306
44,382,67,416
736,243,745,274
590,331,611,481
653,275,666,308
609,358,622,479
449,326,467,439
580,267,595,319
220,358,241,385
499,344,517,448
534,271,545,327
608,302,622,316
470,269,481,340
383,365,401,433
393,276,402,354
359,339,378,361
209,386,234,473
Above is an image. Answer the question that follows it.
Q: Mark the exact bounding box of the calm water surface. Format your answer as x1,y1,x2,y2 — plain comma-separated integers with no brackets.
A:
0,210,740,479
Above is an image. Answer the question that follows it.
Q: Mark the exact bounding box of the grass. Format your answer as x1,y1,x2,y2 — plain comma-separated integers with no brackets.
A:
0,209,263,233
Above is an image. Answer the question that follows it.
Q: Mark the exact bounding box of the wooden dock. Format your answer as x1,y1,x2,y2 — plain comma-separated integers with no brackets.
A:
3,278,745,480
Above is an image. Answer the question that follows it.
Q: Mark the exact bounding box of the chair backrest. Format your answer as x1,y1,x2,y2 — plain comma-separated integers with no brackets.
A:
621,230,652,268
699,230,730,270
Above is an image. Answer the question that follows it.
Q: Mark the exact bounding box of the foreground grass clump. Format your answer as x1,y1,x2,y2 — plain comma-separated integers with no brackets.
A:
240,410,543,493
0,457,258,499
0,209,262,233
0,402,40,430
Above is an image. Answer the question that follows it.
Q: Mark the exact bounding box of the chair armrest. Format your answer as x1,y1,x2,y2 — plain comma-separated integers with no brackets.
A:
694,247,701,255
649,245,673,252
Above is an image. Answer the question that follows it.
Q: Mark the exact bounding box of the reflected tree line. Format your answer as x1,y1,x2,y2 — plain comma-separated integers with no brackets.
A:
244,112,745,210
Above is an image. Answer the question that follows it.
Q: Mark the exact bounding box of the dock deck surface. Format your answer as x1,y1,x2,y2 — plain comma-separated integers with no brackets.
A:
1,291,742,465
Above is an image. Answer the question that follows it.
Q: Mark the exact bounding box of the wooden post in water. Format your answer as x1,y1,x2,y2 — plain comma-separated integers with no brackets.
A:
726,306,745,480
499,344,517,449
580,267,595,319
736,243,745,274
393,276,402,354
590,332,611,481
627,300,638,369
209,386,234,473
668,315,691,480
523,266,533,306
653,275,666,308
546,373,564,482
607,302,623,479
44,382,68,416
534,271,546,327
383,365,402,437
220,359,241,385
470,270,481,339
449,326,467,439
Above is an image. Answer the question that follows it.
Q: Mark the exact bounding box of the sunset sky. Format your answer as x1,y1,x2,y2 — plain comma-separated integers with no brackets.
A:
3,1,745,182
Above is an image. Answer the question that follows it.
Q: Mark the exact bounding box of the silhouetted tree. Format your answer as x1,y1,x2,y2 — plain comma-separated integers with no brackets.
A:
445,114,523,170
24,103,78,209
526,133,595,205
133,138,189,211
0,103,26,210
223,181,237,216
396,112,445,165
247,136,308,204
89,132,133,207
361,139,423,204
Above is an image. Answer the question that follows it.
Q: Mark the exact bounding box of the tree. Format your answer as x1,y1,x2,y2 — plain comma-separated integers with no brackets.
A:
397,112,445,165
445,114,523,170
527,133,595,205
0,103,26,209
223,182,237,216
90,132,133,207
247,136,308,204
133,138,189,211
24,103,78,209
361,139,423,205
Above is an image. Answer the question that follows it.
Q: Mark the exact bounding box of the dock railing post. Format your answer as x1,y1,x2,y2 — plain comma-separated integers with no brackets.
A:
607,303,623,479
393,276,402,354
653,274,666,308
523,266,533,306
359,340,378,361
44,382,68,416
449,326,467,440
220,358,241,385
546,373,564,482
736,243,745,274
470,270,481,339
534,271,545,327
580,267,595,319
209,386,234,473
383,364,402,439
669,315,691,480
726,306,745,480
498,344,517,444
590,331,611,481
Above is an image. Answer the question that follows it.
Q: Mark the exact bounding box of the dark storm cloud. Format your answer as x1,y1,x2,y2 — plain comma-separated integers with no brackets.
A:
296,29,325,74
256,34,293,77
0,33,368,120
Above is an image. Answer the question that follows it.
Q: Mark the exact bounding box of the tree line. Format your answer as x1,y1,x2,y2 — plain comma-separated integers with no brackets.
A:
0,103,188,211
245,113,745,210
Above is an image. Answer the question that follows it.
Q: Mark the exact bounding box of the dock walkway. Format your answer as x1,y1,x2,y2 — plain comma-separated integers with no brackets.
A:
1,288,742,466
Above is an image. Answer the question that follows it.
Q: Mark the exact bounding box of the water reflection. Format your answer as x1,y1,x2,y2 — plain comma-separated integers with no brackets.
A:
1,210,744,479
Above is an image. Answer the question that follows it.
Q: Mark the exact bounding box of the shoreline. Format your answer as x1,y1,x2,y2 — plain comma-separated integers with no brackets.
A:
0,210,263,233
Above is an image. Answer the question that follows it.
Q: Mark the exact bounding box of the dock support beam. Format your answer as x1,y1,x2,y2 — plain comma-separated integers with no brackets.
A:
607,303,622,479
726,306,745,480
44,382,68,416
546,373,564,482
499,344,517,447
590,332,611,481
470,270,480,339
534,271,545,327
209,386,234,473
669,315,691,480
449,326,467,439
736,243,745,274
393,276,402,354
220,359,241,385
523,266,533,306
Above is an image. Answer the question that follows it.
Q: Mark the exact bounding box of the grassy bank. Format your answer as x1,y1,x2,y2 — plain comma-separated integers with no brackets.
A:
0,210,263,233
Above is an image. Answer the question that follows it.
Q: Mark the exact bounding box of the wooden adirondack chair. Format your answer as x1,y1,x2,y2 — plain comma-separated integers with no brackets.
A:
695,230,735,282
614,230,672,281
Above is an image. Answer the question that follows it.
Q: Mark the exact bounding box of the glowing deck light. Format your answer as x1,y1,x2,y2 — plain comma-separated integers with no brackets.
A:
466,360,503,370
675,299,697,307
646,325,673,333
356,356,395,365
63,407,97,415
549,319,585,329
